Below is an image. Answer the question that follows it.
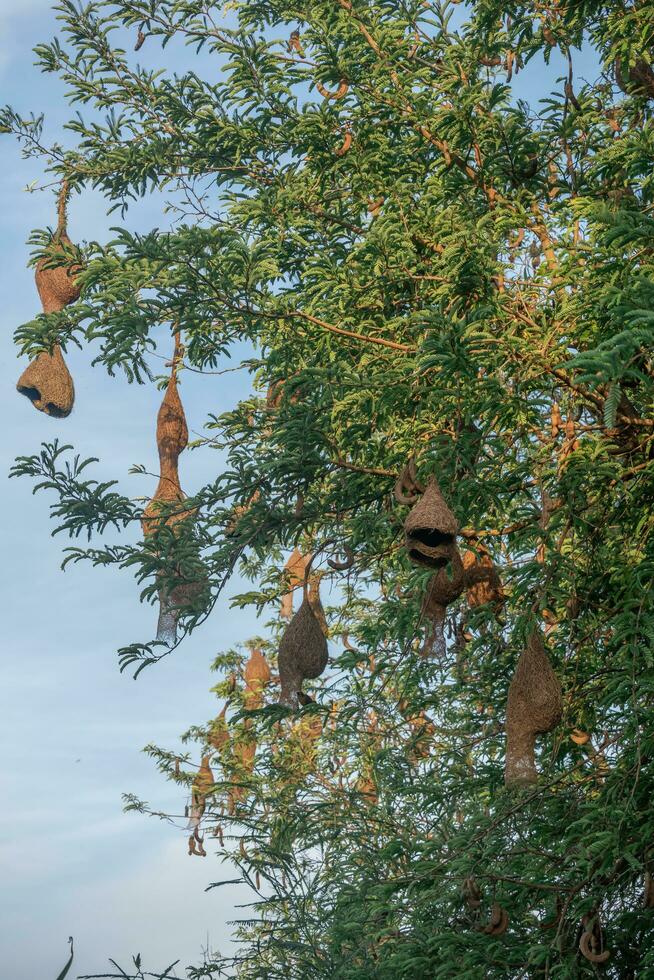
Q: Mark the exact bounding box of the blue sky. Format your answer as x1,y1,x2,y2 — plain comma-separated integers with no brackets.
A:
0,3,255,977
0,4,602,978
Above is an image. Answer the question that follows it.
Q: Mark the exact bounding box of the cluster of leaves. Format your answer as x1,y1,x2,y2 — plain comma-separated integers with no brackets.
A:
5,0,654,977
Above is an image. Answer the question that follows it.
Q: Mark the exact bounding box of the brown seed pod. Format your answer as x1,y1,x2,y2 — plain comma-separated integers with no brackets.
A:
335,126,352,157
579,916,610,963
316,79,349,100
278,596,329,707
16,347,74,418
405,477,458,568
462,876,482,910
462,548,504,610
483,903,509,936
505,630,562,787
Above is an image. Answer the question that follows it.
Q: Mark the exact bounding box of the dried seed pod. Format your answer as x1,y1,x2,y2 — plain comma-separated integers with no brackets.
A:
462,548,504,610
483,903,509,936
16,347,74,418
462,876,482,910
278,596,329,707
505,630,562,787
335,126,352,157
405,477,458,568
579,915,610,963
187,755,213,831
316,79,349,100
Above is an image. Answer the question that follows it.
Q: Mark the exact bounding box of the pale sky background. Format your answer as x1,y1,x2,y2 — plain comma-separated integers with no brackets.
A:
0,4,601,978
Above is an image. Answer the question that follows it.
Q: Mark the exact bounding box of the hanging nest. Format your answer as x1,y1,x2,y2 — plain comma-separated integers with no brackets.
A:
420,544,465,658
462,548,504,610
208,703,229,751
280,548,310,618
18,181,80,418
615,57,654,99
141,353,191,538
227,728,257,813
244,648,271,710
16,346,74,418
309,572,328,635
422,546,465,624
142,340,204,643
404,477,458,568
187,755,213,831
505,630,562,787
33,181,81,314
278,595,329,708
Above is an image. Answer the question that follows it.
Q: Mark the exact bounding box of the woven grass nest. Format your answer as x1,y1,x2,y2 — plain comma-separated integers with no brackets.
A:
17,347,74,418
244,648,271,710
17,182,80,418
505,630,562,787
278,596,329,708
142,344,204,643
404,477,458,569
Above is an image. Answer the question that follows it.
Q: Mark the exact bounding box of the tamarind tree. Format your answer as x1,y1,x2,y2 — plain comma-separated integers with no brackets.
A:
4,0,654,977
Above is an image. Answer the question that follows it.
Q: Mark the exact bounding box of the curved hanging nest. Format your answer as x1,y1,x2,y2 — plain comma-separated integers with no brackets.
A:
278,595,329,708
505,630,562,787
404,477,458,568
18,181,80,417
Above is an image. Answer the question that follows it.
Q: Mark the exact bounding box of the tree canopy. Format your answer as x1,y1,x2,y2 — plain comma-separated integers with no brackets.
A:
4,0,654,977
